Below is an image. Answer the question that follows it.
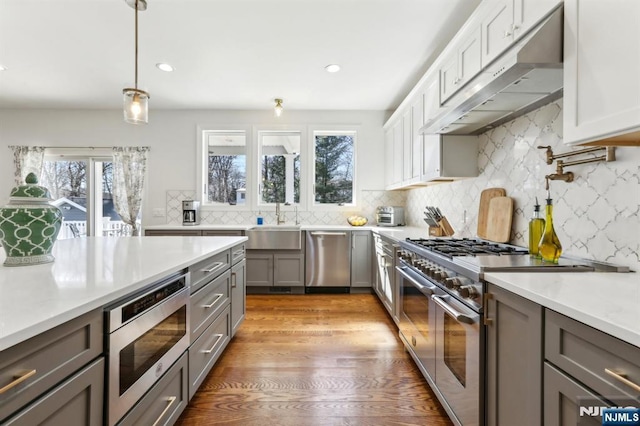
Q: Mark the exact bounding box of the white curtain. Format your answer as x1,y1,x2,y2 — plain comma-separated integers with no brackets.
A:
112,147,149,237
10,146,46,185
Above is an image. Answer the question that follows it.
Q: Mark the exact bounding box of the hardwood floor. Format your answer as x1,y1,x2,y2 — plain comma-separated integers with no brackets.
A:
176,293,452,426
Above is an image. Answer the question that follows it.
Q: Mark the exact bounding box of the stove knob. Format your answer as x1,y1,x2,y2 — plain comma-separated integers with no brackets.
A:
428,268,438,278
459,285,478,298
439,270,449,280
444,277,460,289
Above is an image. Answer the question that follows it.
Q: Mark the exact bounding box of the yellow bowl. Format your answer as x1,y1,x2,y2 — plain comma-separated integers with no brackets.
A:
347,216,368,226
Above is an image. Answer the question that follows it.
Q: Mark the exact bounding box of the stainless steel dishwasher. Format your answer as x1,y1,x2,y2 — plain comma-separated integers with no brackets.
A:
305,230,351,290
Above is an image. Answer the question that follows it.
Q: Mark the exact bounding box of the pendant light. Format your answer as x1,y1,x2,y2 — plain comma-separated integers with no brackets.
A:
123,0,149,124
274,98,283,118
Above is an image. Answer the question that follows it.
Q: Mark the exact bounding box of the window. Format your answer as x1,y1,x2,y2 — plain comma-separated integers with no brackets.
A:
258,131,300,204
204,130,247,205
313,131,355,205
41,154,126,239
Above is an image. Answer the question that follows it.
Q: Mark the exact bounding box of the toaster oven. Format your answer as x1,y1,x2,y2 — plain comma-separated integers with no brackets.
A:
376,206,405,227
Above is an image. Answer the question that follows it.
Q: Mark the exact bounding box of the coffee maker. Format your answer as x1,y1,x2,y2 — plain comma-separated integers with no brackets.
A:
182,200,200,226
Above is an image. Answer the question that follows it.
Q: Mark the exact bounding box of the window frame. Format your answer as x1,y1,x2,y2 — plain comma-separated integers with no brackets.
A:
198,126,252,211
42,147,116,237
308,127,358,210
255,127,305,209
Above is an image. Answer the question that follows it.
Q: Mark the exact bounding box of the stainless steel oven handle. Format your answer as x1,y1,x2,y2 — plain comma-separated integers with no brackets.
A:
202,293,223,309
202,334,224,354
202,262,225,274
395,266,436,296
431,295,477,325
151,396,177,426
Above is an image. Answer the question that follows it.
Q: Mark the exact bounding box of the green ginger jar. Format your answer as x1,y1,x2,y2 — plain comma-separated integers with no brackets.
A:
0,173,63,266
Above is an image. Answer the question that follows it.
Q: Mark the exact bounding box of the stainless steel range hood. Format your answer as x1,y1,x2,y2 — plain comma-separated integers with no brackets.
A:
421,7,564,136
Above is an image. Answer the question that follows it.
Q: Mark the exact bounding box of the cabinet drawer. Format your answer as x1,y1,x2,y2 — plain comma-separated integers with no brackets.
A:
231,242,246,265
189,250,231,293
190,270,230,342
118,352,188,426
3,357,104,426
545,309,640,400
188,305,230,399
145,230,203,236
0,309,103,422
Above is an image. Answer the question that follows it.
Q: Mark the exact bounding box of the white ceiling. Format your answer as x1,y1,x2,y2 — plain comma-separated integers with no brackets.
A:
0,0,481,111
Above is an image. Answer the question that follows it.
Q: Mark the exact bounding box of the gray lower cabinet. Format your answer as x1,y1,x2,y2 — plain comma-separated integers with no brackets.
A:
246,250,305,288
0,308,103,423
544,362,607,426
350,230,373,288
231,259,246,337
485,283,543,426
202,230,244,236
188,306,231,398
3,358,104,426
118,353,189,426
544,308,640,423
145,230,202,236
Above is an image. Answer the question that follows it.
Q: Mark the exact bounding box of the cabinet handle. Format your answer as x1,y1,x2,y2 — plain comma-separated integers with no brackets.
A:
310,232,347,236
202,293,223,309
483,293,493,326
232,249,244,258
604,368,640,392
231,271,237,288
503,29,512,38
202,334,224,354
202,262,225,274
151,396,177,426
0,369,37,394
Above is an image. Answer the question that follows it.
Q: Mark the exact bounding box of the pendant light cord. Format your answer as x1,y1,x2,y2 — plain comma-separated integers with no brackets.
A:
134,0,138,90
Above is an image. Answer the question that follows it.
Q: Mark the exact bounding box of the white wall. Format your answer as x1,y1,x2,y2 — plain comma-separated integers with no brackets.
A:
0,108,387,226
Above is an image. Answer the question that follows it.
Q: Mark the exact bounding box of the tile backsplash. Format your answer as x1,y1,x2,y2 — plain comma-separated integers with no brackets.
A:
164,99,639,271
406,100,640,271
164,190,406,228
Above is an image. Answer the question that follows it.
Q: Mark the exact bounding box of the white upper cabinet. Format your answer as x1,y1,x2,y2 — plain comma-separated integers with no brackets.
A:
410,95,423,184
481,0,561,67
384,128,394,188
402,109,414,183
563,0,640,145
514,0,562,39
481,0,514,66
392,120,403,187
440,26,482,104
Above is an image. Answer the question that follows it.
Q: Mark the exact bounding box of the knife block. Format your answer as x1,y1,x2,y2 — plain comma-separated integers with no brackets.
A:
429,217,455,237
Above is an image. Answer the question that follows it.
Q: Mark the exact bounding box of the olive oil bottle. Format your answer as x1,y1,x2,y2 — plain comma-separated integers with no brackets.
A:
528,198,545,257
538,195,562,263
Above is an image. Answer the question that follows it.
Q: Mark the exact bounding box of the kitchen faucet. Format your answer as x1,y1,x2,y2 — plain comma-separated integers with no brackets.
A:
276,202,286,224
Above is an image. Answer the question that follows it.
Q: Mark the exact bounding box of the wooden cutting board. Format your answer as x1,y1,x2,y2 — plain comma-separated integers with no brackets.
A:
477,187,506,239
485,196,513,243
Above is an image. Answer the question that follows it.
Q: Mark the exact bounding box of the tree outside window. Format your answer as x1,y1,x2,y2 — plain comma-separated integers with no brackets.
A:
205,131,247,205
259,131,301,204
314,132,355,205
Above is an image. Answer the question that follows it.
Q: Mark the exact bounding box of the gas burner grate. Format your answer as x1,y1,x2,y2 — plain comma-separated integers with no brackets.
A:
404,237,528,257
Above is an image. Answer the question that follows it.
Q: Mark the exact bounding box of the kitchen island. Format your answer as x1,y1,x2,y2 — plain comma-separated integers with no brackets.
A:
0,236,246,351
0,235,247,425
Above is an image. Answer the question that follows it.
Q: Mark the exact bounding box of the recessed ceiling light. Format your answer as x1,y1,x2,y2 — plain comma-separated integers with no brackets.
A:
156,63,174,72
0,65,7,71
325,64,341,73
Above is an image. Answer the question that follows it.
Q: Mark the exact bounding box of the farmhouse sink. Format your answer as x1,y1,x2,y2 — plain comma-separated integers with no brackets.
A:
246,225,302,250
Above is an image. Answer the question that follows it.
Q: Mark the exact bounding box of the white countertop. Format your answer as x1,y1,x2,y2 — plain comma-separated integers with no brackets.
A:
485,271,640,347
144,223,430,241
0,236,246,351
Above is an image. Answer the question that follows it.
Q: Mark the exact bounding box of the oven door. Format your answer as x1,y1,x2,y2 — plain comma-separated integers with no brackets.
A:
107,286,190,425
397,264,440,380
432,294,482,426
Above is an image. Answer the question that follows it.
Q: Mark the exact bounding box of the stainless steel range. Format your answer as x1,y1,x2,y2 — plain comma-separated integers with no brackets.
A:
396,237,628,426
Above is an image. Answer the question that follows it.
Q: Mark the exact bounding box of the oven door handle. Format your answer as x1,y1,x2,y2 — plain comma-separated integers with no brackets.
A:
395,266,436,296
431,295,477,325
